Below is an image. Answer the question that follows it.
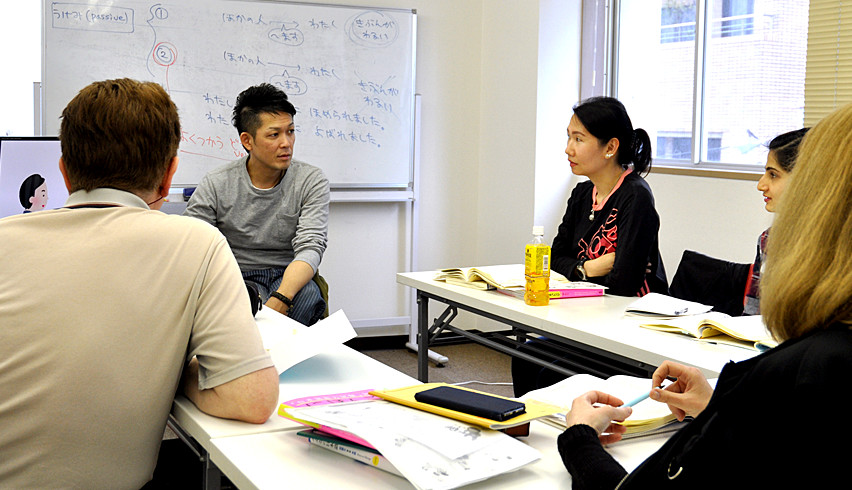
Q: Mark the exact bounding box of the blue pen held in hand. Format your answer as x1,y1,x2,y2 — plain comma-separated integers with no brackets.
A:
622,376,677,407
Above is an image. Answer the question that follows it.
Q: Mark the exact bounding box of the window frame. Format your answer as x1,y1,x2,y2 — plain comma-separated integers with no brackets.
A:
581,0,804,177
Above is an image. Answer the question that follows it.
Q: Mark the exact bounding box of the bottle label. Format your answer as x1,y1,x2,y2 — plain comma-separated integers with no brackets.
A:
525,244,551,277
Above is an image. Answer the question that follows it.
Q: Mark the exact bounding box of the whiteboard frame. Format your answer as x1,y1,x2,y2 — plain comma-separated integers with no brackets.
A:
41,0,417,191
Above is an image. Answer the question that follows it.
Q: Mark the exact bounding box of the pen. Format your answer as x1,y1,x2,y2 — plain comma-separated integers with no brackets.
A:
622,376,677,407
622,392,652,407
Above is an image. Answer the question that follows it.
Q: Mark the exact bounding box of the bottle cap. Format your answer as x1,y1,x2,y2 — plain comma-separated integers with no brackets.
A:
532,225,544,236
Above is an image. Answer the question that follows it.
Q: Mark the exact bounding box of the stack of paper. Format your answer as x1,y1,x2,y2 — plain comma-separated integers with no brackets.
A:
624,293,713,318
280,393,540,490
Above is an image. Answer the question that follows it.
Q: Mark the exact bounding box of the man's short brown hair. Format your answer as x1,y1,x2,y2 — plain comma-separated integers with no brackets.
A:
59,78,181,193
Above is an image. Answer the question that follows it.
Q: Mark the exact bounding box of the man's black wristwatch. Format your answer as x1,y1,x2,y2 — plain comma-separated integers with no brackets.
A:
270,291,294,309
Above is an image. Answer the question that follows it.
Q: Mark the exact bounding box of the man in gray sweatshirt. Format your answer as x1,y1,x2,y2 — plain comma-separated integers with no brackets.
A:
185,83,329,325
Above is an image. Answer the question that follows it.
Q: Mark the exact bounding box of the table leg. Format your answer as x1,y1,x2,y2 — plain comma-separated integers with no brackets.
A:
201,455,222,490
417,290,429,382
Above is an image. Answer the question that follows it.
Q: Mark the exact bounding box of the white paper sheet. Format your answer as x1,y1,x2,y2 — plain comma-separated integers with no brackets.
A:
256,309,357,374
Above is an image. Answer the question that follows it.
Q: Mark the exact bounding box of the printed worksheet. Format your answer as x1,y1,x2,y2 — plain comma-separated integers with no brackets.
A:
286,400,540,489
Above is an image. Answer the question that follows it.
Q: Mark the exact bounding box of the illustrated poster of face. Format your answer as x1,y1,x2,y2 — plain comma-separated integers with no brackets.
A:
0,138,68,218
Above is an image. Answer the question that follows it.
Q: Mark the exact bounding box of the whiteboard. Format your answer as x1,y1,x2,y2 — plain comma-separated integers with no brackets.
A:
42,0,416,188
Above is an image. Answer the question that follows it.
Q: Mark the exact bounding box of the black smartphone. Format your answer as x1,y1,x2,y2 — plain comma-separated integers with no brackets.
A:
414,386,526,421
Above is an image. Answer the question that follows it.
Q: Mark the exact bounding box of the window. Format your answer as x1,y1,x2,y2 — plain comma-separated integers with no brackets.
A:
586,0,813,171
718,0,755,37
661,2,696,43
657,133,722,160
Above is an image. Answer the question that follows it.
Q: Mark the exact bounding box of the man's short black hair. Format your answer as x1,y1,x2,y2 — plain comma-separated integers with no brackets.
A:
232,83,297,138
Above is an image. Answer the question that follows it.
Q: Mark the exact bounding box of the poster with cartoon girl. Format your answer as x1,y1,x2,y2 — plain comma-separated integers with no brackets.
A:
0,138,68,219
19,174,49,213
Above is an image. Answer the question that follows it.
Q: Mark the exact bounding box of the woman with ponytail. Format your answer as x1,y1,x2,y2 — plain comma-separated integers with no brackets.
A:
512,97,668,397
551,96,667,296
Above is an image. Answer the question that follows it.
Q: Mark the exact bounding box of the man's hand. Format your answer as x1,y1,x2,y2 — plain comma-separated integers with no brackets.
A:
265,260,315,316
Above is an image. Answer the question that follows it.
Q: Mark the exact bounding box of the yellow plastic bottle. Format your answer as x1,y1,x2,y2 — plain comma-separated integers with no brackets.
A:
524,225,550,306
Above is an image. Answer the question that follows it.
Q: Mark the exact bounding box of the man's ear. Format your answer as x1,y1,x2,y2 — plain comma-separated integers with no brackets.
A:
239,132,254,153
58,157,73,192
158,156,179,197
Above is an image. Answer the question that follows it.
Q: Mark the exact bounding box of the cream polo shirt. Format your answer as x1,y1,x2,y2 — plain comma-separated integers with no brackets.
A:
0,188,273,488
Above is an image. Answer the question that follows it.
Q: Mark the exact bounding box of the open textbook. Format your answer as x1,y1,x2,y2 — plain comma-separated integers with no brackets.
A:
520,374,681,437
433,264,569,291
639,312,778,351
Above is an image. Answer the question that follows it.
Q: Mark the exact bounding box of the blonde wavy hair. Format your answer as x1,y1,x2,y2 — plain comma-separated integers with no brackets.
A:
762,103,852,341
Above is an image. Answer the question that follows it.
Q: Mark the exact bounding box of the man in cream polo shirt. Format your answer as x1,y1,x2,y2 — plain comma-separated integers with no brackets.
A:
0,78,279,488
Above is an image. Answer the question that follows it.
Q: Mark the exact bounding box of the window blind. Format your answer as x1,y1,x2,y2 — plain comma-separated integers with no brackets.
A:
805,1,852,125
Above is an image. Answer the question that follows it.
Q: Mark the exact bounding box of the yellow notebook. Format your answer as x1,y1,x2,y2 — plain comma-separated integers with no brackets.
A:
369,383,562,430
640,312,778,351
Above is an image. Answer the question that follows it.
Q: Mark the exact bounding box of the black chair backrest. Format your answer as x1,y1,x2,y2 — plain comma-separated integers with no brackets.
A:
669,250,751,317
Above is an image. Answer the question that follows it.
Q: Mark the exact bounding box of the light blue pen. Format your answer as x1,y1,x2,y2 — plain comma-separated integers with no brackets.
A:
622,376,677,407
622,392,652,407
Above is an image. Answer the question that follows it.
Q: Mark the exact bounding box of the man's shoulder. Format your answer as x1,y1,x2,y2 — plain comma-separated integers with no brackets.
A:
140,210,224,241
202,158,247,182
291,159,328,180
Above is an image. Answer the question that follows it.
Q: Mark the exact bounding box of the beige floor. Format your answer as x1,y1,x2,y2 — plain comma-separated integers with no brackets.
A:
359,342,515,398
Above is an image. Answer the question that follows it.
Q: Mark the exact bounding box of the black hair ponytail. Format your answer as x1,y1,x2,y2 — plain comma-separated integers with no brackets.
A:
631,128,652,176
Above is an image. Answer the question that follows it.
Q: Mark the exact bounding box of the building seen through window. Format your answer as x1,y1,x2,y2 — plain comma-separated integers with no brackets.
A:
620,0,808,168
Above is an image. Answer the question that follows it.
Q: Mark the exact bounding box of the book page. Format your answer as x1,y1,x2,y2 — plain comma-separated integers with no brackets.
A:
444,277,491,290
520,374,673,429
469,264,526,288
701,314,772,342
639,316,706,338
433,268,467,281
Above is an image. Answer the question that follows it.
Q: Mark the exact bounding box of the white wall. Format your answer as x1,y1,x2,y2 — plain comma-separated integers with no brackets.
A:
649,172,772,270
0,3,40,135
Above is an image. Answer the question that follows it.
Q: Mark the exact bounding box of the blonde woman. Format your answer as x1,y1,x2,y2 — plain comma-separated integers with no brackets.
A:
558,103,852,487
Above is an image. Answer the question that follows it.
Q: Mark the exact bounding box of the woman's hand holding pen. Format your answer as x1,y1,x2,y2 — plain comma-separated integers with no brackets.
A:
565,391,633,445
650,361,714,421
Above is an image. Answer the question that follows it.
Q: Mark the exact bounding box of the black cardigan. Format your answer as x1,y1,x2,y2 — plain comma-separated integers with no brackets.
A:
551,172,667,296
557,325,852,489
